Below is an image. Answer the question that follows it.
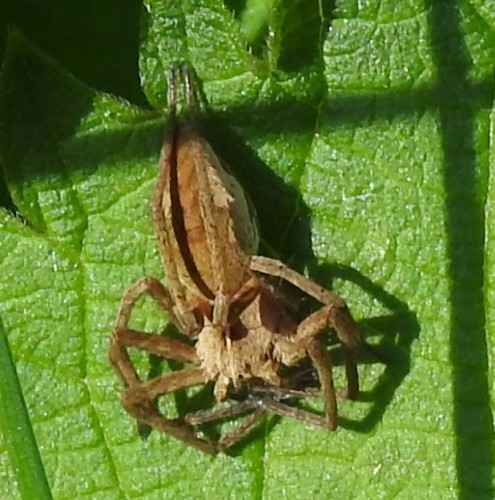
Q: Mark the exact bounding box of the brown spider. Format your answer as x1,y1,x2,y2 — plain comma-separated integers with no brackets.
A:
109,63,367,454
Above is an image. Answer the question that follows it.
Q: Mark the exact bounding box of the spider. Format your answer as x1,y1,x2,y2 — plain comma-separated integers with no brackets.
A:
109,63,367,454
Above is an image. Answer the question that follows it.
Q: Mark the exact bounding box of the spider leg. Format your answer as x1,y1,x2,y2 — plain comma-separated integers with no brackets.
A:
110,328,198,388
184,398,261,425
185,366,342,446
109,276,199,388
307,340,337,429
251,255,364,400
194,393,332,435
258,398,328,428
217,408,266,451
184,398,268,451
121,367,217,454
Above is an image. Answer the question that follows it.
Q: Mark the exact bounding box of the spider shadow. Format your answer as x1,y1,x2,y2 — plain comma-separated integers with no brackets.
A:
306,262,419,433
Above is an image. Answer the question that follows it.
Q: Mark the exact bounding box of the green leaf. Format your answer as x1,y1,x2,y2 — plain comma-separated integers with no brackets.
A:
1,1,494,498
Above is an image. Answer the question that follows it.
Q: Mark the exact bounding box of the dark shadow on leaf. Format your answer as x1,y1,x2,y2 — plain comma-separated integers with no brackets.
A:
215,80,492,134
1,0,147,106
0,162,18,215
293,262,418,433
426,1,494,496
275,0,334,72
